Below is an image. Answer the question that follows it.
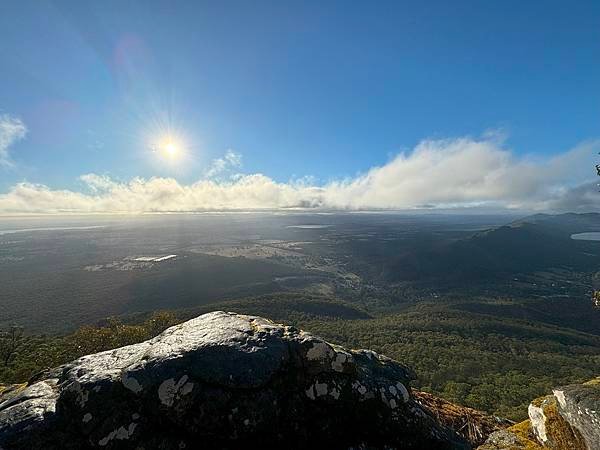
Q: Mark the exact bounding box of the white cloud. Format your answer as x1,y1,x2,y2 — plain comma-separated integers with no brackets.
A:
205,150,243,179
320,137,597,210
0,114,27,167
0,135,598,214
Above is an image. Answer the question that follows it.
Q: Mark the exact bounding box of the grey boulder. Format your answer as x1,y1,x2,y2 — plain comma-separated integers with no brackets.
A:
0,311,467,449
551,381,600,449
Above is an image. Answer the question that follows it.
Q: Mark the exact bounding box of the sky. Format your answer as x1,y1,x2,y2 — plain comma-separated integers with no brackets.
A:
0,0,599,213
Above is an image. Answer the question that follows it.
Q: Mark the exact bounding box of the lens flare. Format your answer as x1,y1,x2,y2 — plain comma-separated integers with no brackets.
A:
165,142,177,157
154,136,183,160
143,114,193,170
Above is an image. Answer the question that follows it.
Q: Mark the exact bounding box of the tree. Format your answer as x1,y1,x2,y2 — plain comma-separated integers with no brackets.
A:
144,311,178,336
0,325,24,367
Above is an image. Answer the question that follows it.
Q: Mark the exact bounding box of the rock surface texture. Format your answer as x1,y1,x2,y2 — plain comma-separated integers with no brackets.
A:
0,311,467,449
478,378,600,450
550,381,600,450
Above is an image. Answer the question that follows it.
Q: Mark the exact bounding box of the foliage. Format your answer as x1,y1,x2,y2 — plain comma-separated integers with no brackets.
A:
0,326,24,367
0,311,178,384
293,302,600,421
592,290,600,308
1,294,599,423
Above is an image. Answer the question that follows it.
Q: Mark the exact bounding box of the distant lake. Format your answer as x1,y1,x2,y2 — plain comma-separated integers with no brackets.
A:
571,232,600,241
286,225,332,229
0,225,105,236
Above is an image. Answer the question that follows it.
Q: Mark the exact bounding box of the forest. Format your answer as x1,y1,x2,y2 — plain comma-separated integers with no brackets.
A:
2,293,598,422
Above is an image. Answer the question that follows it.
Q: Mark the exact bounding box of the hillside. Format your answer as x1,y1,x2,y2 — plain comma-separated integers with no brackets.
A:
385,213,600,282
3,311,597,449
2,294,599,423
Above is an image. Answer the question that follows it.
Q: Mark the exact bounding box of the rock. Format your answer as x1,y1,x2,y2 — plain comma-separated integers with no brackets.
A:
477,419,544,450
477,429,528,450
528,394,585,449
551,379,600,450
479,378,600,450
0,311,468,449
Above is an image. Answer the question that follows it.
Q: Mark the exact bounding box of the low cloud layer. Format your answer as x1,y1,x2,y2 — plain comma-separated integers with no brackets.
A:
0,136,598,214
0,114,27,167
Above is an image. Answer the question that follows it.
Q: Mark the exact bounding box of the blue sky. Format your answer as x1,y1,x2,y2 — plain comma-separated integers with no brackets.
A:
0,0,599,213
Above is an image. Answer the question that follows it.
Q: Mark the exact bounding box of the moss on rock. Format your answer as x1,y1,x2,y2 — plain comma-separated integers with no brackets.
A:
522,394,586,450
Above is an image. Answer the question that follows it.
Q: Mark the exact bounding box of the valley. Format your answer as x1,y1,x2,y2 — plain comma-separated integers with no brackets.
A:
1,212,600,421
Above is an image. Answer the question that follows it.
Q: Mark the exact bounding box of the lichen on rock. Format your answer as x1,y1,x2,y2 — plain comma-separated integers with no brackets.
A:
548,382,599,450
0,311,467,449
478,379,598,450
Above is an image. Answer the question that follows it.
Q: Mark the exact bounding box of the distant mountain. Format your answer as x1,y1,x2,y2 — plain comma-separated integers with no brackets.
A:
451,213,600,273
506,212,600,237
387,213,600,281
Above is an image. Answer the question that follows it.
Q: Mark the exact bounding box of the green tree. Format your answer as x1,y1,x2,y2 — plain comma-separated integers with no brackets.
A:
0,325,24,367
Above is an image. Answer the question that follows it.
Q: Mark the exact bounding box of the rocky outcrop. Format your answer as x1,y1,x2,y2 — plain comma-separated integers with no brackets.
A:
550,380,600,449
478,378,600,450
477,427,541,450
528,394,586,449
0,311,468,449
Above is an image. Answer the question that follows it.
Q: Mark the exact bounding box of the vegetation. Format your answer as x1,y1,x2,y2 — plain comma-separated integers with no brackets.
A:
296,305,600,421
592,290,600,307
0,311,178,384
502,420,544,450
0,325,24,367
178,294,600,422
2,294,598,423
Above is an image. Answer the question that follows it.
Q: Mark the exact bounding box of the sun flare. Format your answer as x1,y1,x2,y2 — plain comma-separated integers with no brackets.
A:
154,136,183,160
165,142,177,157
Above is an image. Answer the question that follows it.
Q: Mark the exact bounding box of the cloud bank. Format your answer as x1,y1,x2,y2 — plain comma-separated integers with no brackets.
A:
0,136,598,214
0,114,27,167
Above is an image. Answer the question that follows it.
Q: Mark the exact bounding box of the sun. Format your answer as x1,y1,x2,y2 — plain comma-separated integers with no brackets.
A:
158,138,181,160
147,129,188,164
165,142,177,157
